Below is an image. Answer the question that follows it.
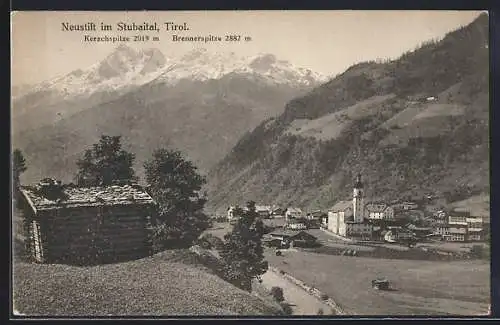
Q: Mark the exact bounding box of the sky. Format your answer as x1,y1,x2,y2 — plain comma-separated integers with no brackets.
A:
11,10,484,86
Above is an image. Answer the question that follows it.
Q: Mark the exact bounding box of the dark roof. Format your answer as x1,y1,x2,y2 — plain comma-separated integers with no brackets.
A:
308,210,327,217
20,184,155,212
365,203,388,213
330,201,352,212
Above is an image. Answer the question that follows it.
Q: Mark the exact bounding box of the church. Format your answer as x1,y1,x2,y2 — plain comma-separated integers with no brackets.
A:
326,173,373,238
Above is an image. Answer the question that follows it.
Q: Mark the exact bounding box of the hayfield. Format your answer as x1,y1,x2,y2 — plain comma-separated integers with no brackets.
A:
13,249,283,316
286,94,396,141
265,250,490,316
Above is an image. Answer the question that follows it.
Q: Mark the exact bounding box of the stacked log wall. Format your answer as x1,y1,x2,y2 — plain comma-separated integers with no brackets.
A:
41,204,154,264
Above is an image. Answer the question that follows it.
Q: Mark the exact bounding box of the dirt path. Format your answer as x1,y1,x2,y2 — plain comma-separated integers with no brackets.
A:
260,270,333,315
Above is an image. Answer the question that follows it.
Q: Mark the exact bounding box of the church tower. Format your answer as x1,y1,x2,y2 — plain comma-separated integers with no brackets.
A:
353,173,364,222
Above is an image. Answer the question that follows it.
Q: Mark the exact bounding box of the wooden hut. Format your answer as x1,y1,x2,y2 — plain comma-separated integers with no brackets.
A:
17,178,156,264
268,230,319,248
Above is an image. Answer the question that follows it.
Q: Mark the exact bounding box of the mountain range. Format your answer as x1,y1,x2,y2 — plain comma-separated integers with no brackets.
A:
206,13,490,214
12,45,327,183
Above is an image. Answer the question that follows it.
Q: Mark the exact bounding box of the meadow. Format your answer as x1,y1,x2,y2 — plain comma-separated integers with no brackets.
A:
265,249,490,315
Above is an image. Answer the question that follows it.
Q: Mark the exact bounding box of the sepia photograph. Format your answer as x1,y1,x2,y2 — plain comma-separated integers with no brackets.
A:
11,10,490,317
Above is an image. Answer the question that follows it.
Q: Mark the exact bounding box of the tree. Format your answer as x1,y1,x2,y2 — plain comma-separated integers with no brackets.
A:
13,149,27,190
75,135,136,186
144,148,210,250
280,302,293,315
270,286,284,303
218,201,268,292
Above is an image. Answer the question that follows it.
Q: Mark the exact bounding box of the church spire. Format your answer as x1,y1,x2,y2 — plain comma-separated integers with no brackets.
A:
354,173,363,189
353,172,365,222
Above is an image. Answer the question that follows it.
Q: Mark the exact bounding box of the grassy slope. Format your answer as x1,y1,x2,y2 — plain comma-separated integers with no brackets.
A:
13,249,283,316
265,250,490,315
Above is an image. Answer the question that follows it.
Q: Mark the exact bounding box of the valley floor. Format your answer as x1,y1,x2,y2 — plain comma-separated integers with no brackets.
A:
265,249,490,315
205,221,490,316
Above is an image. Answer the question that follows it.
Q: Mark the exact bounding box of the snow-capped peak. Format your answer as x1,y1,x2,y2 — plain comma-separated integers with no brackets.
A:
154,49,328,87
26,46,327,99
31,45,169,97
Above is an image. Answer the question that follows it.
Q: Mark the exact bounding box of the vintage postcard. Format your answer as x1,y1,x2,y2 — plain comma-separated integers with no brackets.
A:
11,10,490,317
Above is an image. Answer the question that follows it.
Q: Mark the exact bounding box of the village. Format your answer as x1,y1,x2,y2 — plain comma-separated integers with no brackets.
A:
223,174,490,248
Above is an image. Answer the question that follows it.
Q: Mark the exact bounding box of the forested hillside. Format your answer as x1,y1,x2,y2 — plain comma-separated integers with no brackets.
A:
206,13,489,214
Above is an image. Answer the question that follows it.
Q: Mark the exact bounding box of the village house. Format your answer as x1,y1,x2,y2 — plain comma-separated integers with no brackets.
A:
391,201,419,211
285,207,303,220
365,202,395,220
255,205,272,219
447,226,467,242
285,220,307,230
481,216,490,239
305,210,325,220
465,216,485,241
18,178,156,264
227,206,238,222
448,211,469,226
271,206,286,218
321,214,328,229
383,227,414,242
434,223,450,237
433,210,448,220
433,213,486,242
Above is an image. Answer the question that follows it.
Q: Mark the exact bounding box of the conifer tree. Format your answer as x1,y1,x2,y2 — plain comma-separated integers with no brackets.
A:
219,201,268,291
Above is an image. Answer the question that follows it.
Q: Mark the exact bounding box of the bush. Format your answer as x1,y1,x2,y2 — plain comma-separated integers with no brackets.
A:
198,233,224,250
280,302,293,315
270,286,284,303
